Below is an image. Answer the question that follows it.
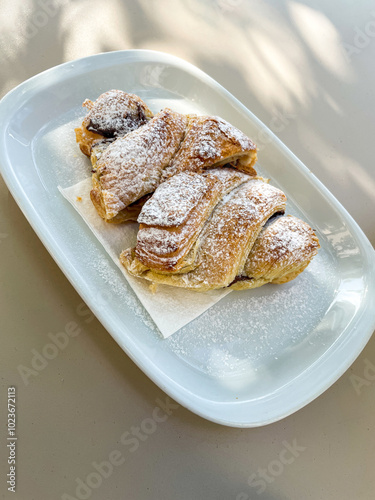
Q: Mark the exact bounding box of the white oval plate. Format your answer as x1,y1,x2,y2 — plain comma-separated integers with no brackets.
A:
1,50,374,427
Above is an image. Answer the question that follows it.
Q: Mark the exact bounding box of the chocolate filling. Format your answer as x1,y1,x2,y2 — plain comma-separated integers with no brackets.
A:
87,102,149,138
267,210,285,221
228,276,253,287
228,211,285,287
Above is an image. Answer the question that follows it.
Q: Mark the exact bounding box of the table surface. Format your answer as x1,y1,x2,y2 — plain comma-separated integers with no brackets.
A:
1,1,374,499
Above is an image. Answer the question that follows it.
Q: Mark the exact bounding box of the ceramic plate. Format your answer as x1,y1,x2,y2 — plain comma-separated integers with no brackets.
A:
1,50,374,427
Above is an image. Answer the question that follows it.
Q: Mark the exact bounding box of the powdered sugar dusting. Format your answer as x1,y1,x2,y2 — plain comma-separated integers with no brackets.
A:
162,115,257,180
182,180,286,288
204,166,250,186
245,215,320,279
96,108,188,217
38,95,344,359
215,116,256,151
85,89,153,137
134,170,249,271
90,256,155,332
138,172,213,227
129,179,287,290
166,248,337,377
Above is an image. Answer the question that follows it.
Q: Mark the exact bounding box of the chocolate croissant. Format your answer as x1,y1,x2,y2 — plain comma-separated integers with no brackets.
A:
87,110,258,222
90,108,188,221
120,169,320,292
161,114,257,181
75,89,154,157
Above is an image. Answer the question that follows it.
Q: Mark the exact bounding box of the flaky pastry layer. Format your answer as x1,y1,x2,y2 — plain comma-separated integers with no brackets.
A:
121,177,288,291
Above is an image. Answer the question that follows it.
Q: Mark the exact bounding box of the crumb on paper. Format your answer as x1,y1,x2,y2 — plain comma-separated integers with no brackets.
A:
149,282,158,294
76,196,82,202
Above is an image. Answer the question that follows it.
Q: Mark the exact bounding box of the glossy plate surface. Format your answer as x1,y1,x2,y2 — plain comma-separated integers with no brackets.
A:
1,50,374,427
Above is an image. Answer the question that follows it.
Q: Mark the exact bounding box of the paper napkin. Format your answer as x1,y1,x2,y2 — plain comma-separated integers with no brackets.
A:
59,178,231,338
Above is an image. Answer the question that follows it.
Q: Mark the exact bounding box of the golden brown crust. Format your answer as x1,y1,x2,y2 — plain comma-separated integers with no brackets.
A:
229,215,320,290
90,176,106,220
161,115,258,182
107,195,151,224
75,91,319,293
75,120,103,157
90,112,259,223
121,177,287,291
120,172,320,292
79,93,259,223
92,108,188,221
133,169,251,273
244,215,320,278
90,181,149,224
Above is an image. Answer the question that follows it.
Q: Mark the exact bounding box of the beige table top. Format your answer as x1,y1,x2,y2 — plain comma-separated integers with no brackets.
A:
1,1,374,499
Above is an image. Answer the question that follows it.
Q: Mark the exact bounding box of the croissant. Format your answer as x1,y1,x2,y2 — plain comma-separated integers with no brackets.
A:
87,109,258,222
230,215,320,289
90,108,188,221
120,169,320,292
161,114,257,181
74,89,153,157
132,169,251,273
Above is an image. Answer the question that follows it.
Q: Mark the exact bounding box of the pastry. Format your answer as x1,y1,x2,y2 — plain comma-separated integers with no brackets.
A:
132,168,251,273
75,91,260,223
161,115,257,181
90,108,188,221
90,190,151,224
120,171,299,291
72,90,319,294
230,215,320,289
75,89,153,156
120,170,319,291
88,113,259,223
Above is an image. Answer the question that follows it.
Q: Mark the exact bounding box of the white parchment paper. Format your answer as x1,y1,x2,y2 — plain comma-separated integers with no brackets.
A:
59,178,231,338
